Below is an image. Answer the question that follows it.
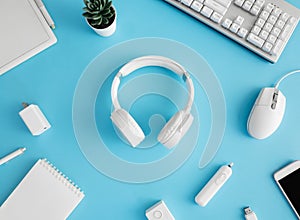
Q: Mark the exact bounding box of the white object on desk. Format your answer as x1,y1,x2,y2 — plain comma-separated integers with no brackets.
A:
164,0,300,63
247,69,300,140
146,200,175,220
19,103,51,136
0,0,57,76
0,159,84,220
247,87,286,139
244,207,258,220
195,163,233,206
0,148,26,166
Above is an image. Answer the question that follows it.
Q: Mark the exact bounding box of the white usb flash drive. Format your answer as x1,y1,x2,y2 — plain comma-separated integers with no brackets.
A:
195,162,233,207
19,102,51,136
244,207,258,220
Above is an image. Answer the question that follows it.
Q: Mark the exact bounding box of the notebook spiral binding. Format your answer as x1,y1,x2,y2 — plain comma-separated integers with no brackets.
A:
39,158,84,197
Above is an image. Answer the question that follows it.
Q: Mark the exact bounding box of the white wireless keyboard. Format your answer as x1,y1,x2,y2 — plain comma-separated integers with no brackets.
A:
164,0,300,62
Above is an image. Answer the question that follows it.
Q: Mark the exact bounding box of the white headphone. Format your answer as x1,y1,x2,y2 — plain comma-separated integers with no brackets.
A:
110,55,195,148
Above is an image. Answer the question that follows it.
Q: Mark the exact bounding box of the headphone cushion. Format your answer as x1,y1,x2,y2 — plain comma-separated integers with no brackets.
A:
111,109,145,147
158,111,194,149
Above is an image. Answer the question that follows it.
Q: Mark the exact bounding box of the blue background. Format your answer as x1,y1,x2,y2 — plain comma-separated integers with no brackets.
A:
1,0,300,219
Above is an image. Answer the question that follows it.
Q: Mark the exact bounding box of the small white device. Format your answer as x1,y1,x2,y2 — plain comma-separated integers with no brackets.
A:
110,55,195,148
19,102,51,136
247,87,286,139
244,207,258,220
247,69,300,139
274,160,300,219
145,200,175,220
164,0,300,63
195,162,233,206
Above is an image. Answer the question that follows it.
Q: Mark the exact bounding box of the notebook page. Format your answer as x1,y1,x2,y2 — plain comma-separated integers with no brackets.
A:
0,159,84,220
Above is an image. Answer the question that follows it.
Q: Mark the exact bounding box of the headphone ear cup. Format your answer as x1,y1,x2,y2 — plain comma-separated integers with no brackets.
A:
158,111,194,149
111,109,145,147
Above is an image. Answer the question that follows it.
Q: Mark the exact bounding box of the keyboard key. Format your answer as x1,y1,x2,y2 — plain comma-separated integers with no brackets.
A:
181,0,193,6
265,3,274,13
259,30,269,40
204,0,228,15
215,0,232,8
288,16,297,25
201,6,214,17
280,12,289,22
234,0,244,7
251,25,261,35
271,27,281,37
275,20,285,29
263,22,273,32
230,23,240,33
247,33,265,48
211,12,223,23
262,42,273,52
260,11,270,20
267,34,277,44
191,1,203,12
255,0,265,7
235,16,244,25
256,18,265,28
250,5,261,16
271,39,284,55
279,24,291,40
268,15,277,25
237,27,248,38
222,18,232,28
272,8,282,16
242,1,253,11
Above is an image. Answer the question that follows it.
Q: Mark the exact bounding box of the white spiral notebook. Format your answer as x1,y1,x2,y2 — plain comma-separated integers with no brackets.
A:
0,159,84,220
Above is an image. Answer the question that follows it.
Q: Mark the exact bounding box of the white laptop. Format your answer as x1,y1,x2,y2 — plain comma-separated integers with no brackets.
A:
0,0,57,76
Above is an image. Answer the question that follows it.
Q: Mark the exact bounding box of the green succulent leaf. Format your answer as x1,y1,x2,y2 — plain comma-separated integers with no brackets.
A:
106,1,112,9
102,9,110,16
82,12,95,19
92,13,102,20
107,13,114,19
102,17,109,25
100,0,104,7
83,0,89,6
97,16,102,25
83,7,98,14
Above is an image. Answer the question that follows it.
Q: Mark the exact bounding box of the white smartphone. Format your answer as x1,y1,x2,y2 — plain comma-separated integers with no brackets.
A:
274,160,300,219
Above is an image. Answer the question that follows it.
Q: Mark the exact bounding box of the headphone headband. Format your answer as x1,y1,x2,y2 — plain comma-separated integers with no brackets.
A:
111,55,194,112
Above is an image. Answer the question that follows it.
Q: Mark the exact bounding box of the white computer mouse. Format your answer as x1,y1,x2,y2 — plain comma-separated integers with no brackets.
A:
247,87,286,139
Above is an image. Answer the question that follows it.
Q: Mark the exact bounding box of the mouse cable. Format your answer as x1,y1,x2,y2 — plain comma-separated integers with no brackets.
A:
244,207,258,220
274,69,300,89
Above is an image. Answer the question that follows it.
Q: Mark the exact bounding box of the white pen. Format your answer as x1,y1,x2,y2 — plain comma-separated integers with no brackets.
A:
34,0,55,29
0,148,26,166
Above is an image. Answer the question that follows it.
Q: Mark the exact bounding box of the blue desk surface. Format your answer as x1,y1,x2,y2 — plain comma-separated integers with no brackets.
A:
1,0,300,219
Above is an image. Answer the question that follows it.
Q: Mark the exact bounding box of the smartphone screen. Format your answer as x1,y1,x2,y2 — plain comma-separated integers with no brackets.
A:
278,168,300,215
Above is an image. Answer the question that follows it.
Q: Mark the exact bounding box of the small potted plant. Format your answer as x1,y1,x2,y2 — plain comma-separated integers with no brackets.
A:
82,0,116,37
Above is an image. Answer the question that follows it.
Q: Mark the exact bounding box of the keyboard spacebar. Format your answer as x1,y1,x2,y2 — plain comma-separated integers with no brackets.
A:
204,0,227,15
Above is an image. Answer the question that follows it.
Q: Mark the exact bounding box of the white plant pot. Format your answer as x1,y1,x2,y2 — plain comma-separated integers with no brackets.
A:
86,7,117,37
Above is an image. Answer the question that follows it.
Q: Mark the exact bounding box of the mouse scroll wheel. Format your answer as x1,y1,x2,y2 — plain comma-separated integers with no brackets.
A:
271,92,278,109
273,93,278,102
